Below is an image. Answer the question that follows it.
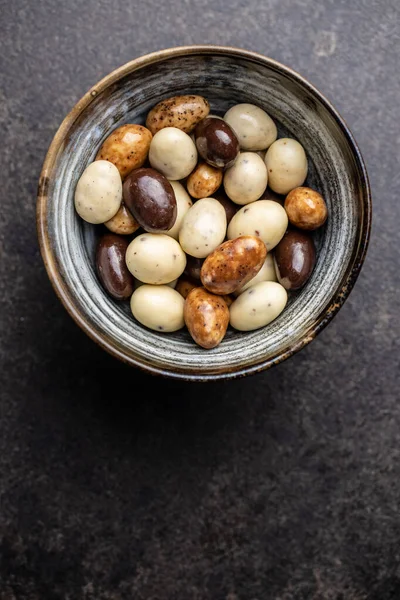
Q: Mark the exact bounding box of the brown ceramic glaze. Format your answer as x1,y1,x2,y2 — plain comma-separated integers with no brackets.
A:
96,234,134,300
194,117,239,168
36,46,371,381
123,167,177,232
274,229,316,290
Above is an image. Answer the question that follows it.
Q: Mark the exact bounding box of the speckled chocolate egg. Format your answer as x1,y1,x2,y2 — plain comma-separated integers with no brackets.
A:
125,233,186,284
186,162,223,198
179,198,227,258
104,203,140,235
149,127,197,180
227,200,288,250
131,285,185,332
230,281,288,331
95,124,152,179
265,138,308,194
146,95,210,134
284,186,328,230
74,160,122,224
201,235,267,295
224,152,268,204
184,287,230,349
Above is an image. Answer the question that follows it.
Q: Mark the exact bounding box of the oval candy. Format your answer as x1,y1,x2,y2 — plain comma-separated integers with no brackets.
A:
123,167,177,233
194,117,239,168
96,233,134,300
131,285,185,332
201,235,267,295
125,233,186,284
146,95,210,134
95,124,152,179
274,229,316,290
184,287,229,349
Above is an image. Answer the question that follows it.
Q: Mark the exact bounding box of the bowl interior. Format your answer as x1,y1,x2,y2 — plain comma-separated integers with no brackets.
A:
43,49,367,379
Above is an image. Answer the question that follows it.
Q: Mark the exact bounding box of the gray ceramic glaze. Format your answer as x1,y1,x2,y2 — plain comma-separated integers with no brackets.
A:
37,47,371,380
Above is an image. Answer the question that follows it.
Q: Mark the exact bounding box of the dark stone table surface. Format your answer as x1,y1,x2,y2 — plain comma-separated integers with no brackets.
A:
1,1,399,598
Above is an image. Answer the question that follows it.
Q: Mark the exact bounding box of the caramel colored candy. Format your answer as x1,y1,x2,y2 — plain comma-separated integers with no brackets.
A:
284,186,328,230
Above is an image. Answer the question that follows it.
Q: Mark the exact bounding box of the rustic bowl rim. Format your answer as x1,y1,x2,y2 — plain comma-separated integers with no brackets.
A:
36,45,372,381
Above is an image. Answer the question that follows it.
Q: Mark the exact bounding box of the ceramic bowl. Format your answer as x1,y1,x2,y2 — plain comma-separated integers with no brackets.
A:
37,46,371,381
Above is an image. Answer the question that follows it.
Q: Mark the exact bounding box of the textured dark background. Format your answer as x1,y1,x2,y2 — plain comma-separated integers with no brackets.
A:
1,1,399,598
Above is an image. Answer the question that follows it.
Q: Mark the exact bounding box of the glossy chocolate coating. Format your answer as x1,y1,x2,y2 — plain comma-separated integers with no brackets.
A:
96,233,134,300
274,229,316,290
194,117,239,168
123,168,177,232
